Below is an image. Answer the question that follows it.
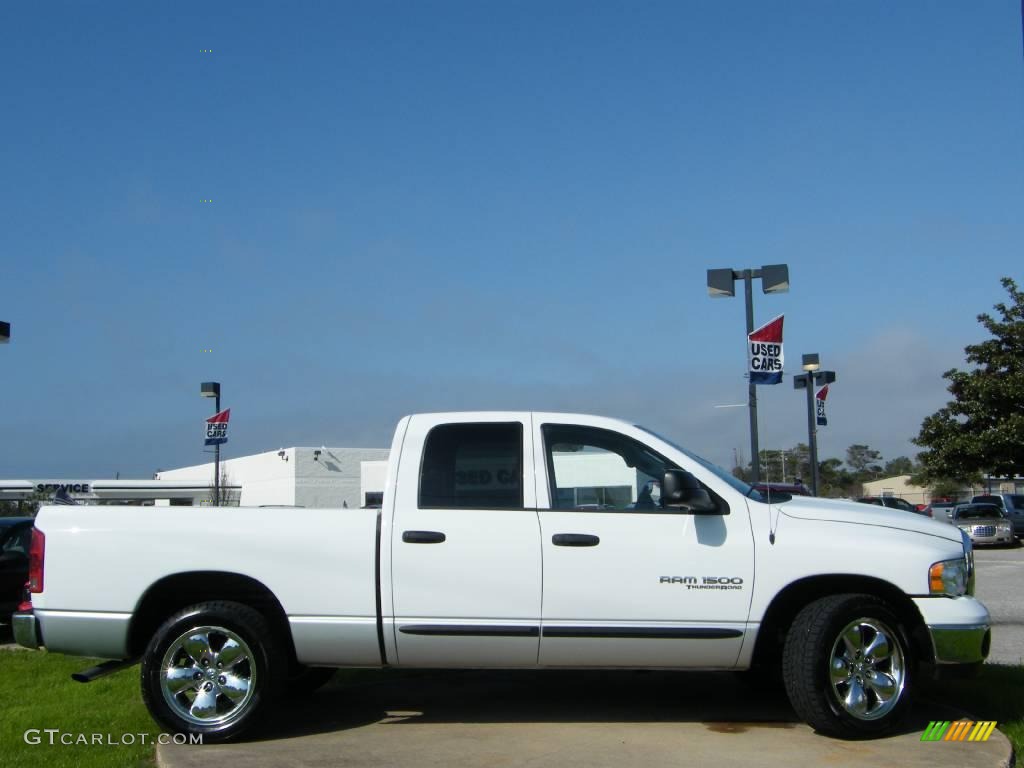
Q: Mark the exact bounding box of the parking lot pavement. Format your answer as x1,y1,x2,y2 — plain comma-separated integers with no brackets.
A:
157,669,1010,768
973,546,1024,665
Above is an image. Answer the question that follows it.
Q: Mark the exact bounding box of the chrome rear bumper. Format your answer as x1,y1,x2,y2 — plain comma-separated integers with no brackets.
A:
13,610,41,649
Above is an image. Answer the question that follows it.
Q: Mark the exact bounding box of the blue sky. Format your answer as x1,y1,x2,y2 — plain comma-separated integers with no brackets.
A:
1,1,1022,478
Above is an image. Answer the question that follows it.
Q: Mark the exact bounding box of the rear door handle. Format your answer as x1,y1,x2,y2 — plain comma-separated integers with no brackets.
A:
402,530,447,544
552,533,600,547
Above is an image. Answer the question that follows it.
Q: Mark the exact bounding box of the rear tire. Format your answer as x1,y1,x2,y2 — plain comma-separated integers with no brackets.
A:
783,594,914,738
140,601,285,743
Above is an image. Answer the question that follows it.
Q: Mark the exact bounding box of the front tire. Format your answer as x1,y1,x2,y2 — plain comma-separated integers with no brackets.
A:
783,594,913,738
140,601,285,743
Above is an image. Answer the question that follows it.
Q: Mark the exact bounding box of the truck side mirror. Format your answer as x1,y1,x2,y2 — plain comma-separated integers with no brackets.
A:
662,469,719,514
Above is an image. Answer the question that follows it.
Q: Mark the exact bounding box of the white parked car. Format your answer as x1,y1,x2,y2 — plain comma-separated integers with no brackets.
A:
971,493,1024,537
953,503,1016,546
14,412,990,741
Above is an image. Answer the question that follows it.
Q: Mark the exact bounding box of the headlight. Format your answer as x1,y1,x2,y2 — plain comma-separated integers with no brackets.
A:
961,529,976,595
929,558,969,596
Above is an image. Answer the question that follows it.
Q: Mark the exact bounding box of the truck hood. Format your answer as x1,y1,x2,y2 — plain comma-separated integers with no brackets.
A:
772,495,964,544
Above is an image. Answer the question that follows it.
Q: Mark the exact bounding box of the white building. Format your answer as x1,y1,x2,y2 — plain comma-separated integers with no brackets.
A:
156,446,390,508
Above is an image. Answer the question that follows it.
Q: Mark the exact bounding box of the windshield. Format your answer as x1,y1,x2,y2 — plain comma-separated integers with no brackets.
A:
887,498,917,512
635,425,762,499
956,505,1003,520
972,496,1001,507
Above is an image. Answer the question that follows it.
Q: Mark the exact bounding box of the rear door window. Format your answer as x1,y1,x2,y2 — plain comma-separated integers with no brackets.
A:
419,423,523,509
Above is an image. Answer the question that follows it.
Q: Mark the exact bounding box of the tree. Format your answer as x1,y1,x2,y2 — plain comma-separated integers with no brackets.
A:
818,458,857,498
736,444,811,485
0,501,26,517
754,450,788,483
915,277,1024,482
0,490,48,518
787,443,811,483
206,467,238,506
928,478,970,502
882,456,915,477
845,444,883,479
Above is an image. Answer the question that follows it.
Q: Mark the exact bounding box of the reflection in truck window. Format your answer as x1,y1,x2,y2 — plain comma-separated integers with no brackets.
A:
419,423,523,509
543,424,679,511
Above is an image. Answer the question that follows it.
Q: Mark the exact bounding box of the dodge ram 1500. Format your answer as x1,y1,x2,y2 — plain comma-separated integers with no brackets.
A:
14,412,990,741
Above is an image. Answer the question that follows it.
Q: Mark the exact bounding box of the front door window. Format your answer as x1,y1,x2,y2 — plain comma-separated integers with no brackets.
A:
543,424,679,511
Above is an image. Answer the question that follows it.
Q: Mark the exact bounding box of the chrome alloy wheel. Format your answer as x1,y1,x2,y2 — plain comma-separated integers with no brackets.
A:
159,625,257,728
828,618,905,721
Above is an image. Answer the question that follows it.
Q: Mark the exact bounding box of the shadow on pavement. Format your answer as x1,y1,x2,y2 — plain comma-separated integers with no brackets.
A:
256,668,944,743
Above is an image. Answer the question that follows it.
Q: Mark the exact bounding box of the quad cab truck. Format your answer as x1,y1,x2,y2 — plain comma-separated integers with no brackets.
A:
14,413,990,741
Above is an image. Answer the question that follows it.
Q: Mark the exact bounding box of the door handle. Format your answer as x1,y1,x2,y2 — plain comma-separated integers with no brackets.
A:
402,530,447,544
552,533,600,547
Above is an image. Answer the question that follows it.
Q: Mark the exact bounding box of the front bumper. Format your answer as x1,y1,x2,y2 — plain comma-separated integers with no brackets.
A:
12,610,41,650
967,531,1015,546
912,596,990,665
928,623,991,664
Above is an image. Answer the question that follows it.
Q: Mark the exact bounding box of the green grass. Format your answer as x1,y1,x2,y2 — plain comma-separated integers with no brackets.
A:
932,663,1024,754
0,650,157,768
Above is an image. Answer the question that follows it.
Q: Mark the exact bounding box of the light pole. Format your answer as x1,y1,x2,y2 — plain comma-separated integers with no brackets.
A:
1,323,14,509
707,265,790,483
200,381,221,505
793,354,836,496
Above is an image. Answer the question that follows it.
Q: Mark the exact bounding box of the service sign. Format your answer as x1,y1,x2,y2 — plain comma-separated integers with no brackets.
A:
748,315,784,385
816,384,829,426
33,481,92,495
204,409,231,446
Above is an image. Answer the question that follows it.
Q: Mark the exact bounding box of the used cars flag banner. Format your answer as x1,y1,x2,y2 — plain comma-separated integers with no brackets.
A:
748,315,784,384
816,384,829,426
204,409,231,446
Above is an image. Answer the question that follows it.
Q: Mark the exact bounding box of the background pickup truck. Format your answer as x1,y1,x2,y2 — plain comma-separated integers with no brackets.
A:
14,412,990,741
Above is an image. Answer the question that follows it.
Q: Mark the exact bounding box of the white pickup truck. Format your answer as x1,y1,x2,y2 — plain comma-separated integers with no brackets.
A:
14,412,990,741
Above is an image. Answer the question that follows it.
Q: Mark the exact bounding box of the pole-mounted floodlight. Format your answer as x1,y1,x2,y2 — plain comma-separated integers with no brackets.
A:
200,382,222,506
706,265,790,483
0,321,10,344
794,356,836,496
706,269,737,298
759,264,790,294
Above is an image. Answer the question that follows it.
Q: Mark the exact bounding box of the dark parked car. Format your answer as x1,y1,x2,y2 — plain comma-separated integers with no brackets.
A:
856,496,923,514
0,518,34,622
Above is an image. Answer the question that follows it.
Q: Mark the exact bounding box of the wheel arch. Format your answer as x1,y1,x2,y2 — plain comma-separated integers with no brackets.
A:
750,574,932,670
128,571,297,665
